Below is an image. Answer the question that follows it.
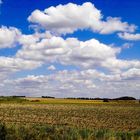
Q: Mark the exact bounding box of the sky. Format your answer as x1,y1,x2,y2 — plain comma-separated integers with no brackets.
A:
0,0,140,98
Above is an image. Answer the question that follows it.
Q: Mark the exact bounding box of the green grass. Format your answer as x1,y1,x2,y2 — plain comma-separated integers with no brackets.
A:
0,96,28,104
0,123,140,140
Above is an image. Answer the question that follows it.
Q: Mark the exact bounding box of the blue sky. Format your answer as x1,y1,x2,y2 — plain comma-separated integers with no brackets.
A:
0,0,140,98
1,0,140,59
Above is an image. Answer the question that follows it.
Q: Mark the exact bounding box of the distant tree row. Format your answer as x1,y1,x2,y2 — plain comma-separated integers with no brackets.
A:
42,96,55,99
66,96,136,101
0,95,137,101
0,96,26,98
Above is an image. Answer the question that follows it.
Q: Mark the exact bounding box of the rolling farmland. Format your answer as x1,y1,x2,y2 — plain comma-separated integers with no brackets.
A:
0,98,140,139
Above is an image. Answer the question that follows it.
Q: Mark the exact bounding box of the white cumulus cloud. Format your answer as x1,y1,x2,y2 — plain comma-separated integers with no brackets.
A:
1,69,140,98
16,34,140,73
47,65,56,70
28,2,136,35
0,26,21,48
0,2,140,98
118,32,140,41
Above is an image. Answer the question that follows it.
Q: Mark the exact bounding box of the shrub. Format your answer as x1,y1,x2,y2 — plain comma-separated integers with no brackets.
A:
0,123,7,140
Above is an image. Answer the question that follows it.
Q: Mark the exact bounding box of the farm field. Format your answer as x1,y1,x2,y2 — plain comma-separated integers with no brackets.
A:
0,98,140,140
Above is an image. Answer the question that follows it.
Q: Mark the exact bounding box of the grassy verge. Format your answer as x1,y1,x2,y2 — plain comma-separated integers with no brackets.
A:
0,123,140,140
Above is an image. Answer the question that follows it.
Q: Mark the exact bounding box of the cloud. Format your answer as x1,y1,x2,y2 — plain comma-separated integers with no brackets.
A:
16,34,140,73
16,36,119,69
1,69,140,98
0,56,43,81
0,0,2,5
99,17,136,34
118,32,140,41
0,1,140,98
122,43,133,49
121,68,140,80
0,26,21,48
47,65,56,71
28,2,136,35
0,0,3,14
0,25,139,97
19,34,39,46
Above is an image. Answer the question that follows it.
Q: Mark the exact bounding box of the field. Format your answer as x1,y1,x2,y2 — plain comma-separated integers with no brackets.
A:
0,97,140,140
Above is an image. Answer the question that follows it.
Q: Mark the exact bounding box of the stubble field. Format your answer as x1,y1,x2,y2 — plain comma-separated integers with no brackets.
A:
0,98,140,140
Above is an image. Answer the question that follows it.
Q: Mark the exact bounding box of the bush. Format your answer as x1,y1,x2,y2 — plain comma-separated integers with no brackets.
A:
103,99,109,102
0,123,7,140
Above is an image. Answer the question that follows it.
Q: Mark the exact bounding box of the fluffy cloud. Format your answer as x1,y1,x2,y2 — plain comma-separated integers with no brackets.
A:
121,68,140,80
28,2,136,35
16,35,140,73
1,69,140,98
0,26,139,97
0,26,21,48
0,57,42,70
0,56,42,81
118,32,140,41
0,2,140,98
47,65,56,70
18,31,52,46
19,34,39,46
99,17,136,34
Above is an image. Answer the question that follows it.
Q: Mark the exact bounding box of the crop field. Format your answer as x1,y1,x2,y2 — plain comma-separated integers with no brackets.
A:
0,97,140,140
